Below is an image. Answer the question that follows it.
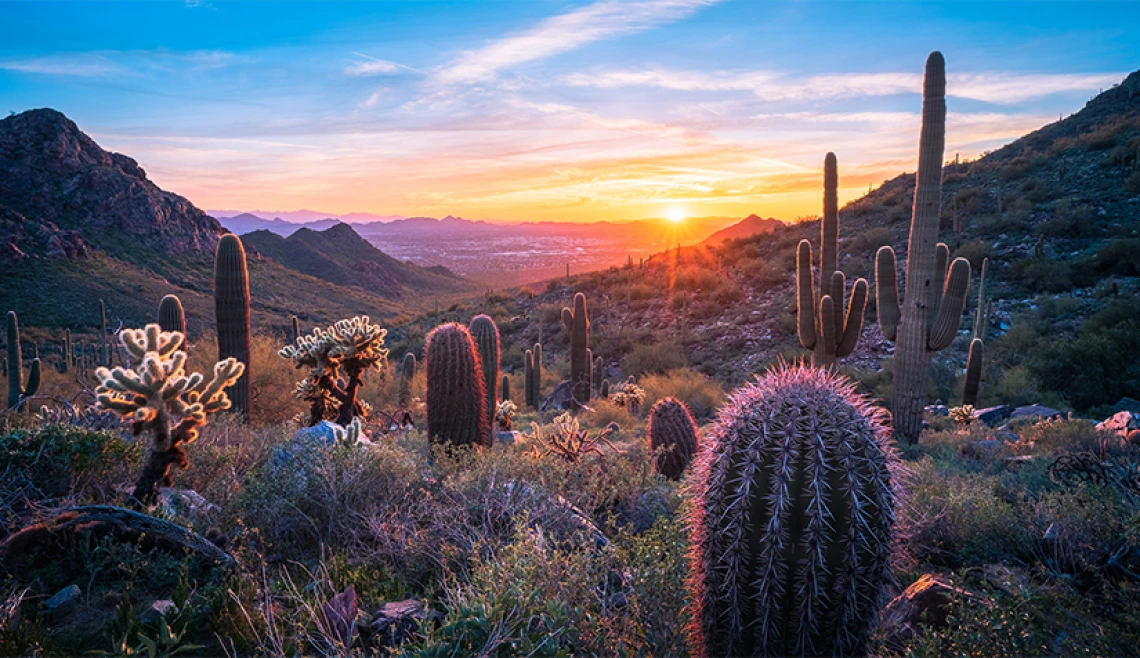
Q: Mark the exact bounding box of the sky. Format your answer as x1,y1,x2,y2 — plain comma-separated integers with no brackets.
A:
1,1,1137,224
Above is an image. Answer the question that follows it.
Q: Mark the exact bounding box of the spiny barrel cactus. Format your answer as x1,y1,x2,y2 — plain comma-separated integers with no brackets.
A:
876,51,971,443
562,292,590,404
687,364,897,657
647,397,699,480
214,234,251,419
6,311,40,411
158,294,187,335
94,324,244,504
279,316,388,426
469,315,500,444
797,153,869,367
425,323,488,447
524,349,535,407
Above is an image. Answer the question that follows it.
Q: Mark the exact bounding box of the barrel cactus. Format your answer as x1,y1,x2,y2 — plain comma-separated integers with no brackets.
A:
6,311,40,411
425,322,489,447
158,294,187,335
647,397,699,480
468,315,500,443
214,234,251,419
686,363,898,657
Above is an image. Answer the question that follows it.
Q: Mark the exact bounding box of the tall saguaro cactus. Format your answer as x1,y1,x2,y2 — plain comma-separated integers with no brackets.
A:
6,311,40,411
524,349,535,407
469,315,500,443
63,329,73,373
158,294,187,335
796,153,868,368
686,364,897,657
533,342,543,404
561,292,590,405
424,322,488,447
214,234,252,419
876,52,972,443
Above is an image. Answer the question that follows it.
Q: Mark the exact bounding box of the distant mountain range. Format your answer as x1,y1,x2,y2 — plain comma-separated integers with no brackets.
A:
700,214,784,245
0,109,475,333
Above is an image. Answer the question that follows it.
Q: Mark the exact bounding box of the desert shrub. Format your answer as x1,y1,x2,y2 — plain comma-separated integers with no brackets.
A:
951,240,989,269
1127,170,1140,194
587,398,638,428
1008,257,1073,293
992,364,1045,407
1094,238,1140,276
847,226,895,256
623,341,687,378
639,369,723,422
673,266,719,292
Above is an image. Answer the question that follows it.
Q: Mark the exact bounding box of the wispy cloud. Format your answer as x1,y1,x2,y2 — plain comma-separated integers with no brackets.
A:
345,54,406,77
0,53,126,77
432,0,717,86
561,68,1124,104
0,50,239,78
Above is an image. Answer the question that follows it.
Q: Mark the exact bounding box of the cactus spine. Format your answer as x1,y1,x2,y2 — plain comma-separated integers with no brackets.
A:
214,234,251,420
6,311,40,411
796,153,868,367
158,294,187,335
425,322,489,447
875,52,971,443
647,397,699,480
562,292,590,405
469,315,500,443
686,364,897,657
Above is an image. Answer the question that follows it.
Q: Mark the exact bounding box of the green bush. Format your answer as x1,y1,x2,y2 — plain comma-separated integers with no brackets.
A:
623,341,687,378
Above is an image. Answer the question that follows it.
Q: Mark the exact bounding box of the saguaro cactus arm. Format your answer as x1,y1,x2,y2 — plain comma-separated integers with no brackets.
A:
875,247,901,341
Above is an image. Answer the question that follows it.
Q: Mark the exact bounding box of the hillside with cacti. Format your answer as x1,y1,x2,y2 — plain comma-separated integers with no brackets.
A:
2,52,1140,658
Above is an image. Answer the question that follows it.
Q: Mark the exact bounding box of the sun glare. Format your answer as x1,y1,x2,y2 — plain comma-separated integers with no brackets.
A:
665,205,687,223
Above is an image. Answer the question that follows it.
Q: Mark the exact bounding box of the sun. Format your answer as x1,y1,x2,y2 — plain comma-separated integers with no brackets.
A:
665,205,687,223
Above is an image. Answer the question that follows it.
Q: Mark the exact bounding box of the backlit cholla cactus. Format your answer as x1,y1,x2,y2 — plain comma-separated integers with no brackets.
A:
610,378,645,415
94,324,244,504
279,316,388,427
495,399,517,431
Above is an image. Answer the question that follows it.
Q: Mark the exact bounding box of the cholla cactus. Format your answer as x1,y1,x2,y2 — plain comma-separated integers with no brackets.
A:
332,417,364,446
279,316,389,426
94,324,244,504
495,399,517,431
949,404,975,426
530,412,616,463
610,379,646,415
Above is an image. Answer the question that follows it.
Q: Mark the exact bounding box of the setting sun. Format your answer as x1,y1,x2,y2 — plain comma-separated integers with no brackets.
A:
665,205,688,223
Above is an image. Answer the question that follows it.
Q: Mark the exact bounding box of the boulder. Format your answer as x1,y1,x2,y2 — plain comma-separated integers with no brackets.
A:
1114,398,1140,413
924,404,950,417
44,584,81,613
1097,411,1140,439
294,420,343,449
540,380,587,412
1010,404,1063,421
494,431,520,445
972,405,1013,426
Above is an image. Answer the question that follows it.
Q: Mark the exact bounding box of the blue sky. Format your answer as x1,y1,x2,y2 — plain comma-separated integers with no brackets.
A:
1,1,1137,222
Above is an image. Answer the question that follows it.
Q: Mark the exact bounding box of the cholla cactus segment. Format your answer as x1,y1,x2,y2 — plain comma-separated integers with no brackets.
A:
332,417,364,446
949,405,975,425
93,324,244,504
327,315,388,366
610,380,646,414
686,363,897,657
495,399,517,431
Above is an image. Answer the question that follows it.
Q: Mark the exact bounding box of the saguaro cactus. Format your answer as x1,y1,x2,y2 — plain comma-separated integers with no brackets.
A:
962,258,988,406
796,153,868,368
469,315,500,443
533,342,543,404
524,349,535,407
647,397,699,480
973,257,989,341
290,316,300,344
593,355,605,397
501,374,510,401
63,329,73,373
158,294,187,335
214,234,251,419
686,364,897,657
424,323,489,447
6,311,40,411
876,52,971,443
94,324,243,504
397,352,416,408
562,293,590,405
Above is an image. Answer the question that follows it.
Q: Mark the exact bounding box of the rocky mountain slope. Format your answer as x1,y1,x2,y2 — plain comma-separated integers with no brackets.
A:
699,214,783,245
0,109,467,334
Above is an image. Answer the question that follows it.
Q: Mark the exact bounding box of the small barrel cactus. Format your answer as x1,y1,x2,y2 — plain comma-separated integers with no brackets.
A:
647,397,699,480
469,315,500,443
686,363,898,657
158,294,187,335
425,323,489,447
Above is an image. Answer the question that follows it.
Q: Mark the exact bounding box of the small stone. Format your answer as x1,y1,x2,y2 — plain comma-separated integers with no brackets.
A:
44,584,81,611
494,431,519,445
140,600,178,624
973,405,1013,426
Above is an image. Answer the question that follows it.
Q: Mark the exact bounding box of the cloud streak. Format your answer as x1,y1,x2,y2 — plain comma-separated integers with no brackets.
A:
431,0,717,86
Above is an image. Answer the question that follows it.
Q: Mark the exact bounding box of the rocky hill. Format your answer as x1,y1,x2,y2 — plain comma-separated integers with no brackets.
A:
396,68,1140,415
699,214,783,245
0,109,472,335
241,222,476,299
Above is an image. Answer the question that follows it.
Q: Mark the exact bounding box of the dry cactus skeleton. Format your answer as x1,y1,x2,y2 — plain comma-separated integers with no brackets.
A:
94,324,244,504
